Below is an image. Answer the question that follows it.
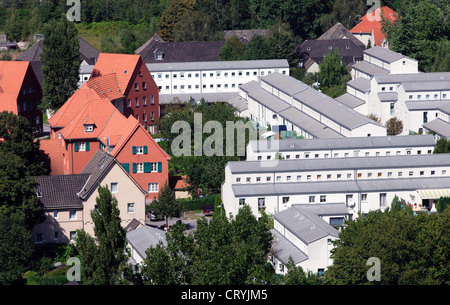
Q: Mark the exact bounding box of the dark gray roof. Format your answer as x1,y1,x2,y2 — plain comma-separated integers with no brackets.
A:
126,225,167,260
16,40,43,61
136,34,225,64
318,23,365,49
271,229,308,265
248,134,436,153
228,153,450,174
224,29,268,43
298,39,364,67
274,206,339,245
34,174,89,209
231,176,450,197
78,38,100,65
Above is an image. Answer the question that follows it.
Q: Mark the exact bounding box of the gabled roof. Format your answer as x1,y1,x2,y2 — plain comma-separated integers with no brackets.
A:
34,174,89,209
78,37,100,65
85,72,124,101
0,61,31,114
318,23,365,49
135,34,225,64
39,139,65,175
90,53,142,93
350,6,398,47
298,39,364,66
126,225,167,260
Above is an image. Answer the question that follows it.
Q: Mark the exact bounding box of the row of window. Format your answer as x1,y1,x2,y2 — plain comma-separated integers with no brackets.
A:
111,181,159,193
408,93,447,100
18,100,39,113
152,70,286,80
126,95,155,107
134,82,147,91
235,169,447,184
256,149,432,160
159,83,242,91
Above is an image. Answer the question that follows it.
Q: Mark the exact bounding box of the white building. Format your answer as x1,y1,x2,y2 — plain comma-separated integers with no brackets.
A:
221,153,450,219
246,134,436,161
237,72,387,138
344,46,450,135
271,204,347,275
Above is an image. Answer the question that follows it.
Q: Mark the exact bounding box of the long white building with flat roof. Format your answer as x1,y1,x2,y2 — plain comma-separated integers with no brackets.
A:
221,153,450,219
237,72,387,139
246,134,436,161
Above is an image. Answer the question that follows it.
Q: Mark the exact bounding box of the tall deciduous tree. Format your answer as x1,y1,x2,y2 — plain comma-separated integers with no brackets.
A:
385,117,403,135
148,182,181,229
319,49,350,88
158,0,196,41
40,16,80,113
433,137,450,154
266,21,299,67
75,185,129,285
219,35,247,61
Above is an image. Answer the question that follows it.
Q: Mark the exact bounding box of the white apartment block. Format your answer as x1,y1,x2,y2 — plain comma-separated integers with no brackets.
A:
246,134,436,161
221,153,450,220
237,72,386,139
343,46,450,136
147,59,289,100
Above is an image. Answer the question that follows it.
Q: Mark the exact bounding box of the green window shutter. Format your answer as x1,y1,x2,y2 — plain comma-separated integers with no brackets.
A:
158,161,162,173
65,142,68,151
132,146,137,155
132,163,137,174
144,146,148,154
144,162,151,173
122,163,130,173
74,142,79,152
86,142,90,151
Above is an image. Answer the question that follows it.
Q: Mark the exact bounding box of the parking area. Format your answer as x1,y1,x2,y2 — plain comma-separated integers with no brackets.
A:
145,211,211,234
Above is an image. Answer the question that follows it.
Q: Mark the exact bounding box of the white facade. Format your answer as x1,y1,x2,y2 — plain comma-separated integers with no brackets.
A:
146,59,289,95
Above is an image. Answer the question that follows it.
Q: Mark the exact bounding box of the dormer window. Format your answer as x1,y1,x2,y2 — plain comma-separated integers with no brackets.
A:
85,124,94,132
155,49,164,61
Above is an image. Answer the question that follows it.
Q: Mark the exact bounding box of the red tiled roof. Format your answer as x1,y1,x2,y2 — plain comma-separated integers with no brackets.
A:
350,6,398,47
39,138,65,175
89,53,141,93
0,61,30,114
85,72,124,101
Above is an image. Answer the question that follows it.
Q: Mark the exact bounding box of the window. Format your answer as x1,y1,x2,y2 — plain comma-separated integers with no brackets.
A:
258,198,265,211
79,142,86,151
286,176,291,181
320,195,326,203
330,217,344,226
368,173,372,178
134,83,139,91
54,232,59,241
327,174,331,179
276,176,281,182
309,196,315,203
256,177,261,182
239,198,245,206
266,176,271,182
111,182,118,193
443,170,447,175
53,210,58,218
409,171,413,176
297,175,301,181
431,170,435,176
142,96,147,105
150,95,154,104
136,163,144,173
307,175,311,181
148,183,159,193
361,194,368,201
347,173,351,179
380,193,387,207
127,203,135,213
69,210,77,220
135,98,139,107
417,150,421,155
246,177,251,183
142,82,146,90
36,233,43,243
420,171,424,176
236,177,241,183
282,197,290,204
70,231,77,241
398,172,403,177
358,173,362,178
378,172,382,177
317,174,322,180
85,124,94,132
337,174,342,179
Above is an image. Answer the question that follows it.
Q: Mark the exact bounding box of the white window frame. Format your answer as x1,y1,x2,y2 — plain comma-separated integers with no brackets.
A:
127,203,135,213
69,210,77,220
111,182,118,193
148,183,159,193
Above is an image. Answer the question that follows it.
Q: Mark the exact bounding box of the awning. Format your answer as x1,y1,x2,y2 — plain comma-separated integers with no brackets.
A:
418,189,450,199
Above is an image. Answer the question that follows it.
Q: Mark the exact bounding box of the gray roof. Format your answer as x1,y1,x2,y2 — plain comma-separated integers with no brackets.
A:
318,23,365,49
378,92,398,102
248,134,436,153
351,61,390,77
423,118,450,139
274,206,339,245
402,81,450,92
364,46,411,64
34,174,89,209
347,77,371,93
406,101,449,111
260,72,310,96
293,203,350,216
335,93,366,109
224,29,268,43
278,107,344,138
227,95,248,112
126,225,167,260
375,72,450,85
231,176,450,197
298,39,364,67
146,59,288,73
246,85,291,113
271,229,308,264
228,153,450,174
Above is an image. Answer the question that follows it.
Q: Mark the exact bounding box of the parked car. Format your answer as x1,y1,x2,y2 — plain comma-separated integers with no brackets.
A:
148,211,164,221
202,205,214,216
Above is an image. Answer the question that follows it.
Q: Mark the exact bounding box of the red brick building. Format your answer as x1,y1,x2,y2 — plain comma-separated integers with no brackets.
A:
89,53,160,133
0,61,43,135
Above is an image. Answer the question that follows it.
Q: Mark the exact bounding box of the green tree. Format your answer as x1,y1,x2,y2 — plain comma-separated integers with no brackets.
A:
320,0,367,33
283,257,324,285
266,21,299,67
219,35,247,61
148,182,181,230
385,117,403,135
319,49,350,88
243,35,274,60
40,16,80,112
437,196,450,213
0,213,34,285
158,0,196,41
75,185,129,285
433,137,450,154
172,10,221,42
431,40,450,72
